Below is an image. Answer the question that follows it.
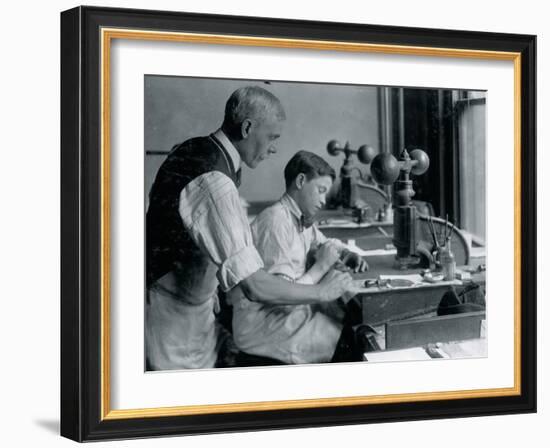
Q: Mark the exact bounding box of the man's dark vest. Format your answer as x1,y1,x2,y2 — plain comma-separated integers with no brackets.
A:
146,135,240,287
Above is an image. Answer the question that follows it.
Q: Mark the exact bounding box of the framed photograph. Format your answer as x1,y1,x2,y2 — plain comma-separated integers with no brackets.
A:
60,5,536,442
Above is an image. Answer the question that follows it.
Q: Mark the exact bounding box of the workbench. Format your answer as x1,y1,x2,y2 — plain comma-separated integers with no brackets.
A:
248,204,487,363
319,211,486,361
352,255,485,326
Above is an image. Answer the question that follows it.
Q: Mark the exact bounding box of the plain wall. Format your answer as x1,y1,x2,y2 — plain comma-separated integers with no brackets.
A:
145,76,380,203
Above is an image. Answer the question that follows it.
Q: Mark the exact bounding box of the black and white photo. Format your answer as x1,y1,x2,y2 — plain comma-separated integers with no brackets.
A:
60,8,536,440
144,76,488,370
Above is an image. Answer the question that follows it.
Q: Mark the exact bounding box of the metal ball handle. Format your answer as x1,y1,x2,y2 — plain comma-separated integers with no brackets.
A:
327,140,375,208
370,153,400,185
409,148,430,176
327,139,343,156
326,140,375,165
357,144,376,164
369,148,430,185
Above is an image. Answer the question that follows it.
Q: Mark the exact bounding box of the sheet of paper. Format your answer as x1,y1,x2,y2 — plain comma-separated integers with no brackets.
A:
318,220,372,229
347,247,397,257
438,339,488,359
364,347,432,362
340,240,396,257
379,273,424,283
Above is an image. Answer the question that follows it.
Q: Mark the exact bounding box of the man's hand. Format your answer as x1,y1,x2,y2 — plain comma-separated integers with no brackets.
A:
315,241,341,271
341,250,369,273
318,269,354,302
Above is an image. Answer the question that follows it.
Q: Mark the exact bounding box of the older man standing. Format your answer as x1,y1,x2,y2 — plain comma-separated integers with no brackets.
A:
146,86,352,370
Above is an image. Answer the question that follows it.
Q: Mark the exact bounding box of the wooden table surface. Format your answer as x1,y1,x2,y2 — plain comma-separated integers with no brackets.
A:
349,253,485,326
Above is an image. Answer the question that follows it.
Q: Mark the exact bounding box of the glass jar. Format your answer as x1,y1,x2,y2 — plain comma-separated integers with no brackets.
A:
440,244,456,281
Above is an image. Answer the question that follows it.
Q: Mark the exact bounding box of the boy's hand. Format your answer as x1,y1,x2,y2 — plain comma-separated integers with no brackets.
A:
341,251,369,273
318,269,354,302
316,241,341,270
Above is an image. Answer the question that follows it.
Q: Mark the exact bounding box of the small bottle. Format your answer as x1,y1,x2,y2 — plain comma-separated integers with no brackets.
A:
440,240,456,281
385,202,393,222
377,206,386,222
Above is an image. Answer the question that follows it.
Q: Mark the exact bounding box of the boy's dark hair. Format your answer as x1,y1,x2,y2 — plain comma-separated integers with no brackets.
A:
284,150,336,188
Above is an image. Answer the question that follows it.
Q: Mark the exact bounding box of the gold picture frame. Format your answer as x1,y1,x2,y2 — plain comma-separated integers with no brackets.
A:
61,5,536,441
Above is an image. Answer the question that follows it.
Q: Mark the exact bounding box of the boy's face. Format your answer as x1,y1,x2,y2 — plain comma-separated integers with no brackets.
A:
295,175,333,220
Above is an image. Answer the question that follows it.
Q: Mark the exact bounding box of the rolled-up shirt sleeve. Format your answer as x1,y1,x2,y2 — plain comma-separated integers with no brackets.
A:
178,171,264,291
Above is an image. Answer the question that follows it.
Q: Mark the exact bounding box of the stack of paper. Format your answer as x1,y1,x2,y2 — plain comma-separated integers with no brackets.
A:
364,347,432,362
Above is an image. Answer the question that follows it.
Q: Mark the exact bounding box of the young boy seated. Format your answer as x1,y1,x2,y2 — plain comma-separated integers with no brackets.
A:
230,150,368,364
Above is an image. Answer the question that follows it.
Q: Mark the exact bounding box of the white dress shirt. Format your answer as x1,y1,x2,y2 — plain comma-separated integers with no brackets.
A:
231,194,344,364
146,130,263,370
